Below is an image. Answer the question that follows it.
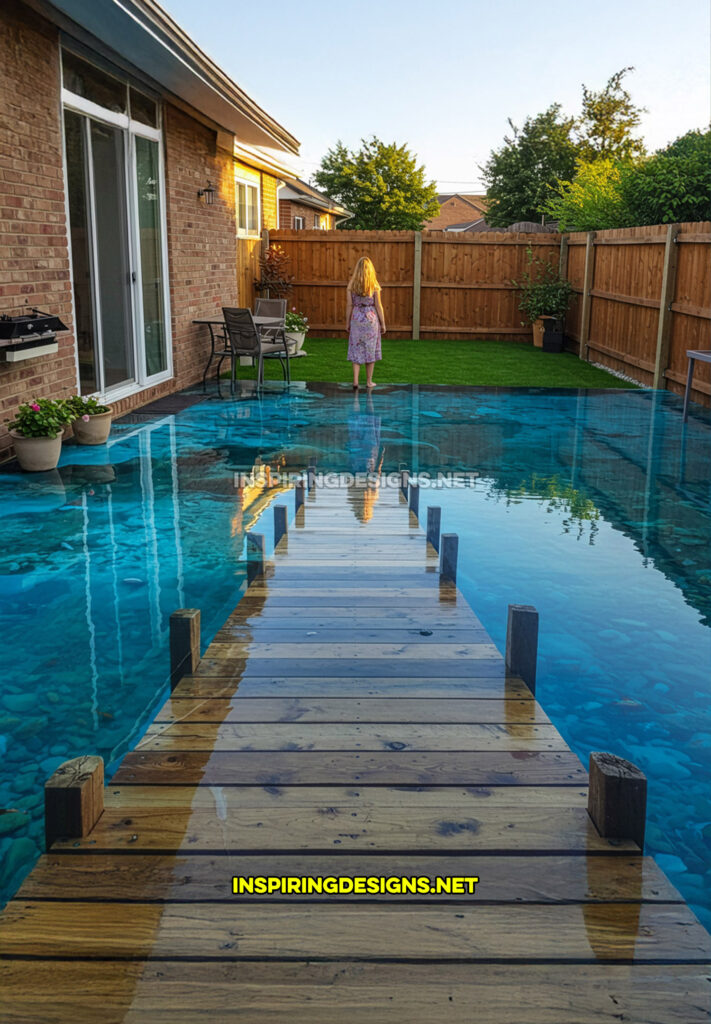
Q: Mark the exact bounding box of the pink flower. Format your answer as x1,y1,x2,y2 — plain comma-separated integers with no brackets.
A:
31,403,40,412
82,414,90,422
292,307,296,311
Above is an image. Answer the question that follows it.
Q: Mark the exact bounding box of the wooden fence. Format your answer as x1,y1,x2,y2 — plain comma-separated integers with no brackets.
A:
262,224,710,405
269,229,561,342
562,222,711,404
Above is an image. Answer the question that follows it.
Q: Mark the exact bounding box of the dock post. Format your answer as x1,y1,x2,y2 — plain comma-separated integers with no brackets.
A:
505,604,538,695
409,481,420,518
307,465,316,491
426,506,441,552
246,532,266,585
170,608,201,690
45,755,104,850
400,470,409,498
439,533,458,583
274,504,288,547
588,752,648,851
295,479,305,513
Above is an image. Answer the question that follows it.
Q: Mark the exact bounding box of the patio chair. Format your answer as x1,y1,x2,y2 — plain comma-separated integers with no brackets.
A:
220,307,290,394
254,297,291,356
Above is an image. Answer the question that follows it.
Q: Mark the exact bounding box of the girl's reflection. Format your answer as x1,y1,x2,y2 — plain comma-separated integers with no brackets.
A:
347,392,385,523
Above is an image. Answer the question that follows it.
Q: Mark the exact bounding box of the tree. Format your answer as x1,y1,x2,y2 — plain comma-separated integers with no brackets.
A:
480,105,579,227
543,159,631,231
577,67,646,162
620,128,711,224
313,137,440,230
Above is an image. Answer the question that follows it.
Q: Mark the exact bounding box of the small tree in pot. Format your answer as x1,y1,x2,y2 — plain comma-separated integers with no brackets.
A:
514,248,573,351
7,398,73,472
66,395,113,445
255,244,293,299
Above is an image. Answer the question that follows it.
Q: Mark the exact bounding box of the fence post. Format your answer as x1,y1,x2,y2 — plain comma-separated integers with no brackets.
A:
579,231,596,361
439,533,458,583
246,532,266,584
399,470,410,498
588,752,647,851
412,231,423,340
426,506,441,552
307,465,316,491
558,233,569,280
505,604,538,694
295,480,305,513
45,755,104,850
653,223,681,390
408,482,420,518
170,608,201,689
274,504,288,547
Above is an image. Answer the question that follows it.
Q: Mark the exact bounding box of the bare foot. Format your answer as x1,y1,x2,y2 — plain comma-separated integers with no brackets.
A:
366,382,377,389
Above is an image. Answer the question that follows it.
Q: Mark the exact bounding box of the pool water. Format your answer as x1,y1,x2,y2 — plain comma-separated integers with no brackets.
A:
0,383,709,929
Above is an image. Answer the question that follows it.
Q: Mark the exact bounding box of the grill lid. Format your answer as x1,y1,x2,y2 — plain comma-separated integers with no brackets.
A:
0,309,69,340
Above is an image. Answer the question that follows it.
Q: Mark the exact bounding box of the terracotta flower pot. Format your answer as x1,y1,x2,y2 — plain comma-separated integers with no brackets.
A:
72,410,112,445
10,429,63,472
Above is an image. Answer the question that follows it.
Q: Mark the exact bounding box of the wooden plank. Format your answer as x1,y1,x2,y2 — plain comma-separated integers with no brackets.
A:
2,962,709,1024
153,697,551,725
111,749,584,786
590,288,661,311
200,642,501,661
2,902,708,961
211,627,489,644
412,231,422,338
653,223,681,389
190,658,504,679
18,851,681,904
171,675,530,699
579,231,596,361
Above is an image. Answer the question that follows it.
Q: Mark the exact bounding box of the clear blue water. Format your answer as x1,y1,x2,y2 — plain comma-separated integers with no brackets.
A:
1,383,709,930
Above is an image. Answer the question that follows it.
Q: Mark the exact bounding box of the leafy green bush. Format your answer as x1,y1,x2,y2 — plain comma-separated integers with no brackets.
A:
7,398,73,438
66,395,111,417
285,309,309,333
514,249,573,324
544,158,631,231
620,129,711,224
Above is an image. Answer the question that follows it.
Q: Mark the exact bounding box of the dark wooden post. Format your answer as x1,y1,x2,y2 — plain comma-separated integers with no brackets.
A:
307,465,316,491
400,470,409,498
246,531,266,584
505,604,538,695
45,755,104,850
426,506,441,552
412,231,423,339
295,480,305,512
408,482,420,518
588,752,647,851
439,533,458,583
170,608,201,690
274,504,288,547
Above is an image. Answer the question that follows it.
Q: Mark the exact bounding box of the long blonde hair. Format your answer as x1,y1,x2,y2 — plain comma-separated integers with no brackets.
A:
348,256,379,297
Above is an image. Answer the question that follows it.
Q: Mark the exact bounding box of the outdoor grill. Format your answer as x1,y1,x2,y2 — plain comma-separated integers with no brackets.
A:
0,308,68,362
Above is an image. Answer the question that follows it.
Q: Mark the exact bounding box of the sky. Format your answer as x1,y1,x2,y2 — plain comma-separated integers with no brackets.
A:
165,0,711,190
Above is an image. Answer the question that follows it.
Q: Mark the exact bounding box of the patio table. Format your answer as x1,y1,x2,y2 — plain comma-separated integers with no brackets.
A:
682,349,711,422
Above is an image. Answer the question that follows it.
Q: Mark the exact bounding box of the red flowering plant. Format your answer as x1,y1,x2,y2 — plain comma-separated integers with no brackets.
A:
65,395,111,421
7,398,73,438
255,244,293,298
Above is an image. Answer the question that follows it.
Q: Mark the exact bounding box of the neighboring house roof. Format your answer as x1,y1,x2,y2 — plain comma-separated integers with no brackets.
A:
280,178,351,218
443,219,558,234
436,193,489,211
41,0,300,154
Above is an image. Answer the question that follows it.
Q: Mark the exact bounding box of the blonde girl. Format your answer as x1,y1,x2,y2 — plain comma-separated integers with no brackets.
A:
346,256,386,389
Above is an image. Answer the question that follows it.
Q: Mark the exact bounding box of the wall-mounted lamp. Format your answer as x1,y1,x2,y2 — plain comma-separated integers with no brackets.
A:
198,181,217,205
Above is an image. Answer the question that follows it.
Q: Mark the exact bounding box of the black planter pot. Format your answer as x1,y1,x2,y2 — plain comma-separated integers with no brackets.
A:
542,317,565,353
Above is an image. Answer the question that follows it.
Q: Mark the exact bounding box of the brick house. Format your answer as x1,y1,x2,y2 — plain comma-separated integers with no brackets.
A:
277,178,351,230
0,0,300,459
424,193,489,230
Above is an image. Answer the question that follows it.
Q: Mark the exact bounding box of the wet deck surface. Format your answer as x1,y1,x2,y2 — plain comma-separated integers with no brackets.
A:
1,483,710,1022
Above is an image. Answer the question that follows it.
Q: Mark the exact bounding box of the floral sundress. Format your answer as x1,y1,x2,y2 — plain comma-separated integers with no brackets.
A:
347,291,382,365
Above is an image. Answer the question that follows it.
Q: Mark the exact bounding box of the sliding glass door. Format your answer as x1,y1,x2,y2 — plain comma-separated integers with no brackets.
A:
62,53,171,399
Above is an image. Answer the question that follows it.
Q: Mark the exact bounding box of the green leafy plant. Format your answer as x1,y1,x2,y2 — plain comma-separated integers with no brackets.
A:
620,128,711,224
514,248,573,324
285,308,309,333
256,244,293,298
7,398,73,438
544,158,631,232
65,395,111,418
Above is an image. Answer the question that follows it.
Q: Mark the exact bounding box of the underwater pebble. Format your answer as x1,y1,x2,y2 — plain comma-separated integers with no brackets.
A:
2,694,37,714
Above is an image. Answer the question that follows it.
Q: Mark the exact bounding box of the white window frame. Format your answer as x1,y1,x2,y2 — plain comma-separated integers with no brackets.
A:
60,73,173,402
293,215,305,230
235,175,261,238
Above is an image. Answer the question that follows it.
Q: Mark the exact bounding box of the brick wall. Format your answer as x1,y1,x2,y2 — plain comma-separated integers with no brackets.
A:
279,199,330,230
425,196,487,230
162,104,238,389
0,0,76,460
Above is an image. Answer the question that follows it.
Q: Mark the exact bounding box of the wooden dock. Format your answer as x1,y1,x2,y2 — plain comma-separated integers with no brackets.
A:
1,479,710,1022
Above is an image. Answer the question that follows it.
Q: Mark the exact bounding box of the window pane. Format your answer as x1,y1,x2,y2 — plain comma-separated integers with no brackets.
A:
63,110,98,394
248,186,258,232
237,183,246,230
62,50,127,114
129,87,158,128
90,121,134,388
135,137,167,376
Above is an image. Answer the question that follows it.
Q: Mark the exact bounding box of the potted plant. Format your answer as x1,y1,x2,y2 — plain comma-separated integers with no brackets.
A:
66,395,113,445
514,249,573,352
7,398,73,472
285,308,309,354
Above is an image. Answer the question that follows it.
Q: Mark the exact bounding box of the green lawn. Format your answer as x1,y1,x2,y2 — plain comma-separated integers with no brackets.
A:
234,338,636,389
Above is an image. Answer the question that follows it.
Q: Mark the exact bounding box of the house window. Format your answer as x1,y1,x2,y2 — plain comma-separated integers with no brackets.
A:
313,213,320,228
61,49,171,399
236,179,260,236
293,216,305,230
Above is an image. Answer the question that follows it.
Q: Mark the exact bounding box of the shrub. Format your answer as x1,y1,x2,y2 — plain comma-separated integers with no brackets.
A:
65,395,111,417
7,398,73,438
514,249,573,324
